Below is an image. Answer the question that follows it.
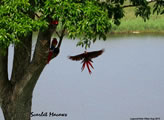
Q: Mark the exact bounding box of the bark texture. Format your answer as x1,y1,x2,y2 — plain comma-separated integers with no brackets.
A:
1,96,32,120
0,48,12,106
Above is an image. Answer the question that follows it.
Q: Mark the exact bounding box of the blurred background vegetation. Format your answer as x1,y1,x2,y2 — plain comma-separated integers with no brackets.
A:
111,2,164,33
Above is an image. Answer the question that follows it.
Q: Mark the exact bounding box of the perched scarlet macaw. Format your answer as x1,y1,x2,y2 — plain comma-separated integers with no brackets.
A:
51,20,58,25
47,38,59,63
68,49,104,74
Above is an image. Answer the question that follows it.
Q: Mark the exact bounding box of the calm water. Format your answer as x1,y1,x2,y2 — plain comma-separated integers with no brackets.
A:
0,34,164,120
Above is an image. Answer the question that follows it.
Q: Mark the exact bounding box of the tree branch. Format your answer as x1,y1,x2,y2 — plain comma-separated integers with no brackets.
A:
0,48,12,103
12,62,45,101
56,31,60,38
122,0,156,8
11,33,32,85
12,26,56,100
35,13,40,18
57,28,66,48
32,27,55,62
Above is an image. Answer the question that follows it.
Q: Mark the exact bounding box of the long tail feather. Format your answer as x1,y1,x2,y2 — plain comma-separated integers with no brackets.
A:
47,51,53,64
88,61,94,69
86,62,92,74
81,62,86,71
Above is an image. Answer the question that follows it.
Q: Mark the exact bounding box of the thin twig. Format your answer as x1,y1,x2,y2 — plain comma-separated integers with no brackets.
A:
35,13,40,18
56,31,60,38
57,28,66,48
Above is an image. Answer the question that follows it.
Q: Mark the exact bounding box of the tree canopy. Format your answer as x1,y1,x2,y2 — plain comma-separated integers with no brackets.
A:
0,0,163,49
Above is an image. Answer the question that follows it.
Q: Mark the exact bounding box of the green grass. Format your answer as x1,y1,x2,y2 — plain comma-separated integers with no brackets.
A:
110,3,164,33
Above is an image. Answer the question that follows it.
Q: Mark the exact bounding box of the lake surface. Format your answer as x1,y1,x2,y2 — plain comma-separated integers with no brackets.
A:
0,34,164,120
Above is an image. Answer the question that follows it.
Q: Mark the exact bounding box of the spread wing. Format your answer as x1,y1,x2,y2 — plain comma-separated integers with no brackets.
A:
68,49,104,61
68,53,86,61
87,49,104,59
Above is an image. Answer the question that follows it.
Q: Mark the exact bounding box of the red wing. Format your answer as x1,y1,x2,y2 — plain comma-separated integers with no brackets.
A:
68,53,86,61
87,49,104,59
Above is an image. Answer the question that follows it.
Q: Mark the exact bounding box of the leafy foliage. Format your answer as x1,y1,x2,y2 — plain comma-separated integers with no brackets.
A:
0,0,47,49
153,0,164,15
0,0,163,49
43,0,112,48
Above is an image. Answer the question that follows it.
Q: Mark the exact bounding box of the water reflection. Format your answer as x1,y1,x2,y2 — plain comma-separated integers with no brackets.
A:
0,35,164,120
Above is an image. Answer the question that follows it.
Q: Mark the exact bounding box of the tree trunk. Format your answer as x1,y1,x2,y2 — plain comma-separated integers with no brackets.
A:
0,20,64,120
1,94,32,120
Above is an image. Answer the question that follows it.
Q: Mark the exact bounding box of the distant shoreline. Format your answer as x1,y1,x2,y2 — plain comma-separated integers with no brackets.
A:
109,31,164,35
110,2,164,35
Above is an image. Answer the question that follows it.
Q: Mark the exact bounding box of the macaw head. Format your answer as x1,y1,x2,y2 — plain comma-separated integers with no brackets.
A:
52,38,58,47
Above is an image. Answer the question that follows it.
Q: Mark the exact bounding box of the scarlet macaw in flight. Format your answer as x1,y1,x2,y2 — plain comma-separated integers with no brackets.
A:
47,38,59,63
68,49,104,74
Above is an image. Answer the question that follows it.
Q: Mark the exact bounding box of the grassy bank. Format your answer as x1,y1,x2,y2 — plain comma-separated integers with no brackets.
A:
110,3,164,34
